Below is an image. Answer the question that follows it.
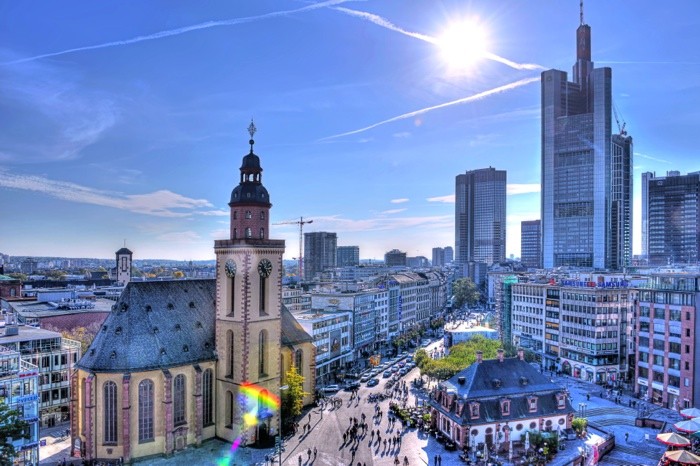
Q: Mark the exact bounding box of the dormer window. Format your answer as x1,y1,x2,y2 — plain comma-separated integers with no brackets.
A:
501,399,511,417
556,393,566,409
528,396,538,413
469,402,480,420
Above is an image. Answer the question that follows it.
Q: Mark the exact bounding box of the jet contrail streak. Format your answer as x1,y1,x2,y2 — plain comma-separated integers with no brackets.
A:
2,0,351,66
333,7,544,71
319,76,540,141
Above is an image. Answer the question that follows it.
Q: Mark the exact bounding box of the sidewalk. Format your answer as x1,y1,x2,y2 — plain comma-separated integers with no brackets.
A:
38,423,76,465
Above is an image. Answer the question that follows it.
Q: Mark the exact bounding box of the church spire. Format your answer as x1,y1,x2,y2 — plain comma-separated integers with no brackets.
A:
248,119,256,153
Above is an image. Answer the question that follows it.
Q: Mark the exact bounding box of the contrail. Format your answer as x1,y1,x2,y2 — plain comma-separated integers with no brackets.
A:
333,7,544,71
319,76,540,141
2,0,351,66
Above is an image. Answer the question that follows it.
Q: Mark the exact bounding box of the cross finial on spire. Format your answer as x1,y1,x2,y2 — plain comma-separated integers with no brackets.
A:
248,119,256,152
580,0,584,25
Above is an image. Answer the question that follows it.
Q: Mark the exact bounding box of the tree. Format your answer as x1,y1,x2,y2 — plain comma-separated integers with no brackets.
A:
452,278,481,309
173,271,185,279
0,402,29,465
417,335,502,381
45,322,101,354
281,365,308,430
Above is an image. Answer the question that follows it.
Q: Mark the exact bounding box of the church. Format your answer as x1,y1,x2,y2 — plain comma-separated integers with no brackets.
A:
70,123,315,463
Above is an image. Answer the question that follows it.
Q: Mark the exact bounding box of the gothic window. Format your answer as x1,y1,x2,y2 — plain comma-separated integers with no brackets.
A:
245,211,252,219
259,330,268,376
233,228,237,239
260,211,265,220
259,276,266,314
294,349,303,371
138,379,154,442
225,391,233,428
81,379,86,436
226,331,234,378
259,227,264,239
245,227,252,238
233,211,237,219
103,381,117,444
203,369,213,427
173,374,186,426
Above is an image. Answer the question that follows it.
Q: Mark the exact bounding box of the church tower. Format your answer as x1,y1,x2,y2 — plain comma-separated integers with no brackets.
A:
214,122,285,446
115,246,132,285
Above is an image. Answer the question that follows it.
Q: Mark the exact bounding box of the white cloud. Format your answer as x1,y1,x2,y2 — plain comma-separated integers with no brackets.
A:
426,194,454,203
634,152,672,164
390,198,409,204
0,170,215,217
381,208,407,215
507,183,540,195
393,132,411,138
310,214,453,233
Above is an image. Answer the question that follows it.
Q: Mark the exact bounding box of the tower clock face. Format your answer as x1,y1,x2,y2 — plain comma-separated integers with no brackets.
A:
224,259,237,278
257,259,272,278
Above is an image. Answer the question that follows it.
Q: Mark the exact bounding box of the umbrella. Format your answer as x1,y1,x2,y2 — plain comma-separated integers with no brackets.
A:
657,432,691,447
691,431,700,440
682,408,700,419
675,418,700,433
524,431,530,451
663,450,700,465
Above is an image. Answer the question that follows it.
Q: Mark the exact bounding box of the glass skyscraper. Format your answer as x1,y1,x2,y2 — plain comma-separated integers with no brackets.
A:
541,13,632,270
455,167,506,266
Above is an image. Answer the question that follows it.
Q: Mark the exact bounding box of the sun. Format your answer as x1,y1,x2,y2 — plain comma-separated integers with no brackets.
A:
437,19,489,71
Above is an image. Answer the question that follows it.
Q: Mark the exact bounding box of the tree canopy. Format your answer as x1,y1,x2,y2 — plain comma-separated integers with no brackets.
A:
0,402,28,465
416,334,503,381
281,364,308,430
451,278,481,309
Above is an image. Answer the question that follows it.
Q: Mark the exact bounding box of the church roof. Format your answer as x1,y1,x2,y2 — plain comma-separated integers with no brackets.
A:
281,305,313,346
115,247,133,255
76,279,216,373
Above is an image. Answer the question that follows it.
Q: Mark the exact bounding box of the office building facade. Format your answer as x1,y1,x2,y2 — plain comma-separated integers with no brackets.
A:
336,246,360,267
643,171,700,266
541,14,632,270
384,249,407,267
304,232,337,281
455,167,507,266
520,220,542,269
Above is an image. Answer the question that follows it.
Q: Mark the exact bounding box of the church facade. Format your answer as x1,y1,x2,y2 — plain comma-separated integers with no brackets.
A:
70,124,315,463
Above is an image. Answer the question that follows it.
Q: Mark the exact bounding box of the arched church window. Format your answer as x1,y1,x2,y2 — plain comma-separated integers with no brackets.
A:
245,211,252,219
233,211,237,219
173,374,186,426
260,211,265,220
245,228,252,238
138,379,154,442
203,369,213,426
259,228,264,239
225,391,233,428
226,330,234,378
294,349,303,371
103,381,117,444
259,330,268,376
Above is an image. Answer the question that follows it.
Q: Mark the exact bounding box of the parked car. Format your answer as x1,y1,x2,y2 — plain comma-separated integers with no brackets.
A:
323,384,340,393
360,374,371,382
367,378,379,387
383,370,392,378
344,380,360,390
399,368,408,375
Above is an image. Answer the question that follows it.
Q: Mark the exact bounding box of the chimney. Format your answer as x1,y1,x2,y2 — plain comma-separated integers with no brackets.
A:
518,348,525,361
497,349,504,362
476,351,483,363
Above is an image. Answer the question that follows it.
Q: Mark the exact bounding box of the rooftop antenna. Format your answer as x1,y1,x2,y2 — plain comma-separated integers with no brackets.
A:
580,0,584,25
124,239,127,247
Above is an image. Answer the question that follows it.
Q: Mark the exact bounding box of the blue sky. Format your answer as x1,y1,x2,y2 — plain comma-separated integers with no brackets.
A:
1,1,699,261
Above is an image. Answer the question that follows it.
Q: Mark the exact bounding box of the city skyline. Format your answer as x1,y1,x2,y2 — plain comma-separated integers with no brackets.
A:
1,1,699,261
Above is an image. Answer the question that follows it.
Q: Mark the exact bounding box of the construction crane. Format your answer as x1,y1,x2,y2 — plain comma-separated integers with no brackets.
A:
273,217,313,281
613,100,627,136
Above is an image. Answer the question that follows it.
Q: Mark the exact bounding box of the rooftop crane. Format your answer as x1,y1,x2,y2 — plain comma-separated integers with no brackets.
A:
613,100,627,136
272,217,313,281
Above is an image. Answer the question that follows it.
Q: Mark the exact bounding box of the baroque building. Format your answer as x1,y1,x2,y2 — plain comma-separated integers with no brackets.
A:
70,124,315,463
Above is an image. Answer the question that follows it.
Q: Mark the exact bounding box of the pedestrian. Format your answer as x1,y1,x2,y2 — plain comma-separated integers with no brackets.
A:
308,447,312,458
625,432,629,442
404,456,409,465
586,393,590,401
309,413,311,422
434,454,438,465
298,454,302,466
438,454,442,465
314,446,317,458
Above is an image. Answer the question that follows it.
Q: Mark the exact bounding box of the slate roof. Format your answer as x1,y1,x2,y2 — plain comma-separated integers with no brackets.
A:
76,280,216,373
280,305,313,346
432,357,575,425
115,247,133,255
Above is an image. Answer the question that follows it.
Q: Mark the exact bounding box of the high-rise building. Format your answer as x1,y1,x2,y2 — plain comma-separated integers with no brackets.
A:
455,167,507,266
520,220,542,269
432,247,444,267
384,249,407,267
644,171,700,265
304,232,337,280
541,8,632,270
443,246,454,264
641,171,655,260
336,245,360,267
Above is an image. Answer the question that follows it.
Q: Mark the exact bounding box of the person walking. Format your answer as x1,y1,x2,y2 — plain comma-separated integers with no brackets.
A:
437,454,442,465
314,446,317,458
298,454,302,466
625,432,629,442
307,447,312,459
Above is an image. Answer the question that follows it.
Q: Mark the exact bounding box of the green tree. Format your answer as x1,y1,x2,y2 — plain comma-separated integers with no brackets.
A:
0,402,29,465
45,322,101,354
452,278,481,309
5,274,26,281
173,271,185,279
417,335,502,381
281,365,308,429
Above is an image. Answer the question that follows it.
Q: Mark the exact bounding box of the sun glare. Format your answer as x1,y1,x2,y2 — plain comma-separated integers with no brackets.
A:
438,20,489,71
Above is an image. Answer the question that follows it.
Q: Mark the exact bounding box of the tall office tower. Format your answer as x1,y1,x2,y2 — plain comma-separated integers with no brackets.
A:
432,247,444,267
520,220,542,269
336,245,360,267
303,232,337,280
384,249,407,267
443,246,454,264
645,171,700,265
455,167,507,266
541,6,632,270
641,171,655,260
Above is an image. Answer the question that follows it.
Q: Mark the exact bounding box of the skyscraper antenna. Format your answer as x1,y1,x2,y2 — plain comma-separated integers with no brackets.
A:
580,0,584,25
